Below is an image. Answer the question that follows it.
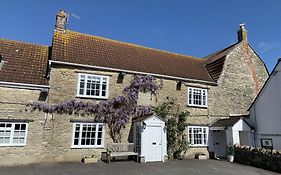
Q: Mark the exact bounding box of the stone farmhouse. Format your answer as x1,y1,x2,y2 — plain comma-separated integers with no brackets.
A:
0,10,268,165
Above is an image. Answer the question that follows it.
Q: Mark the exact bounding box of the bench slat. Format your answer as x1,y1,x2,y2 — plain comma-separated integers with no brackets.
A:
110,152,138,157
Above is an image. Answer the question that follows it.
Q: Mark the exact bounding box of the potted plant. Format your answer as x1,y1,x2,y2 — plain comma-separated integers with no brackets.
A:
227,145,235,162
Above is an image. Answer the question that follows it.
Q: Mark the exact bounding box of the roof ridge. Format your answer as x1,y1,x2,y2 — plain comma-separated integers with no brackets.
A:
203,42,239,60
65,30,202,61
0,38,48,48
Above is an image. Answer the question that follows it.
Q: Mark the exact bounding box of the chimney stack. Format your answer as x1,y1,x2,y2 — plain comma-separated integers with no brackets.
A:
55,10,68,32
237,23,248,42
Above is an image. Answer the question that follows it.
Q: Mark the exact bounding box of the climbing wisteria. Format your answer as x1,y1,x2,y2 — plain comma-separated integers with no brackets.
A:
27,74,160,142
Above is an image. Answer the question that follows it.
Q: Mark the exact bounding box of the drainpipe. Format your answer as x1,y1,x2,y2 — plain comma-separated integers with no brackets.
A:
252,105,258,147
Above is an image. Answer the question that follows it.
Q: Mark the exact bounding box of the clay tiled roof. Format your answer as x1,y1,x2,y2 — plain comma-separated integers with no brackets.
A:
51,30,215,83
0,39,49,85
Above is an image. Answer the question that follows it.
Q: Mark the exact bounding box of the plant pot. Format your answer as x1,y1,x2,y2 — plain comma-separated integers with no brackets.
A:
227,155,234,162
83,156,98,164
195,154,208,160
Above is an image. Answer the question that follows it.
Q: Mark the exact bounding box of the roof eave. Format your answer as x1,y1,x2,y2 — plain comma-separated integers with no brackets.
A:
0,81,49,92
50,60,218,86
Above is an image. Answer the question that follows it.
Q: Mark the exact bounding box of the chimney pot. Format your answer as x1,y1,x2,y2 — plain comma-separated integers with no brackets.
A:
55,10,68,32
237,23,248,42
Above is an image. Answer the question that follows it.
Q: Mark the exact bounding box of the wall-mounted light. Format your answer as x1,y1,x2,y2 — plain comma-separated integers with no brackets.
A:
164,125,167,132
142,121,147,129
176,81,182,90
117,72,127,84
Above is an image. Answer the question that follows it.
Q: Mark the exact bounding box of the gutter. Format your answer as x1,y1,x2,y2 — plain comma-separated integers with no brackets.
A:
0,81,50,92
49,60,218,86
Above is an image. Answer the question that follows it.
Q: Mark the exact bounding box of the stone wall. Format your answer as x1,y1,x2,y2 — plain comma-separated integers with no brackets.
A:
208,43,268,117
0,87,46,166
235,145,281,173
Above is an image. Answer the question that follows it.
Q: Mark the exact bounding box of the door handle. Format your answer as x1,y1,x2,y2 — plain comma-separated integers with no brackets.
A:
152,142,156,145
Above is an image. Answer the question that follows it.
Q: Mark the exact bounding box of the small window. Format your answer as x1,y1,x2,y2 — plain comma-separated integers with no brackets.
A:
261,138,273,150
188,126,209,146
72,123,104,148
77,73,109,99
0,122,28,146
188,87,208,107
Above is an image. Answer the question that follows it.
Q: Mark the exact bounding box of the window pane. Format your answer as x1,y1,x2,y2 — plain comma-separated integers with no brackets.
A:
98,132,102,139
21,124,26,130
81,138,86,145
102,91,106,97
4,131,11,137
14,131,19,137
13,138,19,143
75,125,80,131
74,132,79,138
102,84,106,91
4,137,10,143
86,139,90,145
97,139,102,145
74,139,79,145
98,125,102,132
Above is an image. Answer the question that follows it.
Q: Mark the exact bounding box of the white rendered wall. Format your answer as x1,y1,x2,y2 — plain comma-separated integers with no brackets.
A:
250,62,281,150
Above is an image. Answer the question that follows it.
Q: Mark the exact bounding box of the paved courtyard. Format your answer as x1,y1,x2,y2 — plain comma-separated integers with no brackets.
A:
0,159,279,175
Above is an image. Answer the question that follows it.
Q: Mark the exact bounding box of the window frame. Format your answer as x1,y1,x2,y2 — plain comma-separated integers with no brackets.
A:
71,123,105,149
76,73,109,99
0,122,28,147
187,87,208,107
188,126,209,147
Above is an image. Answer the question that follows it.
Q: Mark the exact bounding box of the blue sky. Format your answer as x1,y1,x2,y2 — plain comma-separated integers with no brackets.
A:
1,0,281,71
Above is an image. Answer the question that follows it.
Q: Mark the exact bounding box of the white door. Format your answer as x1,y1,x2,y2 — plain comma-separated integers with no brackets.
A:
146,125,162,162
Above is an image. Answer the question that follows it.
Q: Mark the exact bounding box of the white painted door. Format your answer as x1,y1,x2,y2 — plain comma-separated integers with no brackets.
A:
213,130,227,157
146,125,162,162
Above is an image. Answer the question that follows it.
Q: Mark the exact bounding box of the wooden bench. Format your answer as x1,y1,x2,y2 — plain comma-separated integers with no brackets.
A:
106,143,138,163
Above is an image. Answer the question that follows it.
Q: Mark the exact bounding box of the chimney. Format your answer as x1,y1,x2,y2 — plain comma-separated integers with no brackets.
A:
55,10,68,32
237,23,248,42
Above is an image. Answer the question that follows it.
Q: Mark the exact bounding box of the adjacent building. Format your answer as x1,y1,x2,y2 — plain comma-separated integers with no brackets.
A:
249,59,281,150
0,10,268,165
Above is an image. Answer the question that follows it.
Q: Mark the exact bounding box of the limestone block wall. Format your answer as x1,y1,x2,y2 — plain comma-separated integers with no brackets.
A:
208,43,268,117
0,87,46,166
47,66,215,161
